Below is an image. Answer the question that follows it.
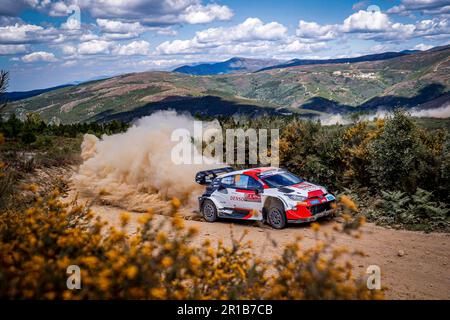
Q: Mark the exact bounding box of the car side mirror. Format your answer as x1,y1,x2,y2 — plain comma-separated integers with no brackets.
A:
218,183,226,190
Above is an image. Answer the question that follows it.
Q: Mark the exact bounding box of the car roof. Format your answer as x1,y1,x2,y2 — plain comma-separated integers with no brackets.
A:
218,167,280,178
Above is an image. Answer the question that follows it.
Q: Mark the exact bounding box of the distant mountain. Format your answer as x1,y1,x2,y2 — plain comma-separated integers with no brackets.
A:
4,75,114,102
257,51,415,72
400,49,421,54
71,75,114,85
173,57,282,75
6,46,450,123
5,84,73,102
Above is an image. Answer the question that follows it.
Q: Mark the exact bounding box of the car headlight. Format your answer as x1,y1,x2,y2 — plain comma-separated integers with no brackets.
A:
286,194,307,201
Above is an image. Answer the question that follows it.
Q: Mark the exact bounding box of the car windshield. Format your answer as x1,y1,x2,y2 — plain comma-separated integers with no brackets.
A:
260,172,303,188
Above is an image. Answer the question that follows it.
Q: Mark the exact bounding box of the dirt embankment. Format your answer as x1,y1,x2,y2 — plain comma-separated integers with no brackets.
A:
90,203,450,300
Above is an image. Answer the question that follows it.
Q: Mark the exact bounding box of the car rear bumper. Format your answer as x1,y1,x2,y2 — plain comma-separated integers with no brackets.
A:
287,208,334,223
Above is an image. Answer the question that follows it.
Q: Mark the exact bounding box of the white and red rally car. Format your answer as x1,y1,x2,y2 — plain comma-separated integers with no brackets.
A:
196,167,336,229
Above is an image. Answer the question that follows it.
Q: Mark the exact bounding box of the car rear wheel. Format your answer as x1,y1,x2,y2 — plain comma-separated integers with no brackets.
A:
202,199,218,222
267,202,286,229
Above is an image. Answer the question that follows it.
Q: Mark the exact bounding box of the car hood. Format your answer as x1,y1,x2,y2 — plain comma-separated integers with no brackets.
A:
278,181,327,198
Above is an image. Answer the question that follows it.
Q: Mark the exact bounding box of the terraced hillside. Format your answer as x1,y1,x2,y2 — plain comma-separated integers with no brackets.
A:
7,46,450,123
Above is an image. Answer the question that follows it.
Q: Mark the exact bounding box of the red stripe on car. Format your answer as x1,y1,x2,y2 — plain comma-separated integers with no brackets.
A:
308,190,324,198
236,189,255,194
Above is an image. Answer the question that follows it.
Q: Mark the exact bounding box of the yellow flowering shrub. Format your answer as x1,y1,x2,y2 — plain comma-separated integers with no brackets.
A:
267,221,381,300
0,189,383,300
341,120,384,185
339,195,359,213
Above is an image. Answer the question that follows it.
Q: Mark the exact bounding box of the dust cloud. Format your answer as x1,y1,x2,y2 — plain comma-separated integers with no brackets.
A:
72,111,224,214
409,103,450,118
318,103,450,126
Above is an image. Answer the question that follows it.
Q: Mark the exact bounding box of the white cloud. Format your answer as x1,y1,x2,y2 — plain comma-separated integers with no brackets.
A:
61,60,77,67
181,3,233,24
78,40,113,55
154,27,178,36
155,17,332,58
210,42,273,56
360,21,416,41
280,40,327,53
0,16,23,27
295,8,449,42
415,18,450,38
388,0,450,16
21,51,57,63
114,40,150,56
96,19,144,34
196,18,288,43
0,0,234,28
296,21,337,41
0,21,89,47
75,0,233,26
157,39,201,55
61,17,81,30
2,1,448,74
0,0,77,17
59,39,150,57
102,32,141,40
369,44,392,53
0,0,36,16
95,19,150,40
342,10,391,32
0,23,44,44
79,33,99,42
0,44,28,55
156,18,288,55
414,43,434,50
48,1,72,16
52,34,67,44
61,45,77,55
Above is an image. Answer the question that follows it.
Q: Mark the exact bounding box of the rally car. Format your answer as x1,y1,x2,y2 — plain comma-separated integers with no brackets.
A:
195,167,336,229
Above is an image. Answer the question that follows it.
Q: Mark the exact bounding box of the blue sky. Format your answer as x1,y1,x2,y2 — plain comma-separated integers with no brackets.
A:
0,0,449,91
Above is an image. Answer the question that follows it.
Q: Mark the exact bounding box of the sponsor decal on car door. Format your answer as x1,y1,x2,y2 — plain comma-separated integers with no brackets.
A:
213,175,234,208
229,175,263,220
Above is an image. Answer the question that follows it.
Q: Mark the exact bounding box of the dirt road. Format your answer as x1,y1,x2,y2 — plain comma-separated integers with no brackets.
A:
92,204,450,300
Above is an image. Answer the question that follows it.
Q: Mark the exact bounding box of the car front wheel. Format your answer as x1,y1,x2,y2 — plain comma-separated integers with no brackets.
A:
201,199,218,222
267,203,286,229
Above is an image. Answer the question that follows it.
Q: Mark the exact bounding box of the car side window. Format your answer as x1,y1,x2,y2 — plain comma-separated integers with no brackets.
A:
222,175,263,189
234,175,249,189
247,176,263,189
221,176,234,187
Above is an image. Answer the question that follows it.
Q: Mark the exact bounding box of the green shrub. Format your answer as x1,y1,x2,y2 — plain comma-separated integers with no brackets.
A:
407,188,449,230
368,110,426,193
21,131,37,144
34,135,53,150
370,188,449,232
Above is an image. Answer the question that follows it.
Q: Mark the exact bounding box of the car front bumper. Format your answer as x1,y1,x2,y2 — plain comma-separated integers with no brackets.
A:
287,208,335,223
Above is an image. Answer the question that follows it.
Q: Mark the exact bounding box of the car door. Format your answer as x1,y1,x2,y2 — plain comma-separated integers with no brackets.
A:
213,175,234,209
228,174,264,220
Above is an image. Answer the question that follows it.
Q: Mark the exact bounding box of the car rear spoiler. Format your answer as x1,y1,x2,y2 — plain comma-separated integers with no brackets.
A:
195,167,234,185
